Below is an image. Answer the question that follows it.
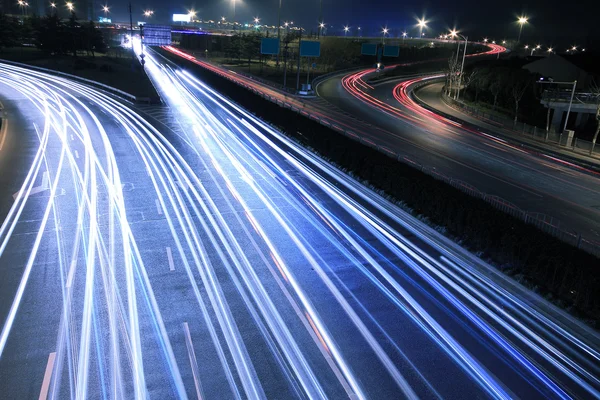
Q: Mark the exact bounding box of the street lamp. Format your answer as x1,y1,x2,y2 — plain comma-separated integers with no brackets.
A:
517,16,528,43
450,30,468,101
188,10,196,22
66,2,74,12
381,27,389,44
102,5,109,16
530,44,541,56
547,47,553,53
319,22,325,37
343,25,349,37
417,18,427,38
483,38,488,43
143,10,153,19
402,31,407,44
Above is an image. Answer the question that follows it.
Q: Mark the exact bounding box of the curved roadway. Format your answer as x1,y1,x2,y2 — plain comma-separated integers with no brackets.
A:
316,67,600,243
0,47,599,399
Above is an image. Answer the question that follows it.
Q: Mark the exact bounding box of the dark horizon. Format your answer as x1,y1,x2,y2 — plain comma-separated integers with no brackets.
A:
1,0,599,47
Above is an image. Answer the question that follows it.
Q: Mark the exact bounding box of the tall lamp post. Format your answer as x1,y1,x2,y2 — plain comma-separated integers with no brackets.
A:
277,0,282,66
319,22,325,38
517,16,528,43
318,0,323,39
381,27,388,44
102,5,109,19
417,18,427,38
537,79,577,140
450,30,468,100
343,25,349,37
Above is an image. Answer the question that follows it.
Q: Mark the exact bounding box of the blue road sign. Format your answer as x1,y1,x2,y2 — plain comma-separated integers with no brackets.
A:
300,41,321,57
383,45,400,57
261,38,280,55
361,43,377,56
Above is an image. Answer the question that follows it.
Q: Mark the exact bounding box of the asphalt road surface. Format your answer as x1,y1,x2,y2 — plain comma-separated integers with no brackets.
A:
316,69,600,244
0,53,599,399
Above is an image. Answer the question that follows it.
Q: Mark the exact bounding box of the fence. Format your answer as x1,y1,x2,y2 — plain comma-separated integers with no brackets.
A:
174,52,600,257
443,93,600,157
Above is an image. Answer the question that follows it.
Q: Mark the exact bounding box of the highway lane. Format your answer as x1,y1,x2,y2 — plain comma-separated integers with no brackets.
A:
0,53,599,399
316,69,600,243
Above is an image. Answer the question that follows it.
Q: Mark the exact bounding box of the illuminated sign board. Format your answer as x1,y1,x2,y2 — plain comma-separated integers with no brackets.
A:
172,14,191,22
98,17,111,23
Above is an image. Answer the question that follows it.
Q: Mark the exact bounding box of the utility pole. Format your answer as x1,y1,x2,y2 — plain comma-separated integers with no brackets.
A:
563,80,577,133
276,0,282,67
456,35,468,101
296,28,303,92
318,0,322,39
129,2,135,68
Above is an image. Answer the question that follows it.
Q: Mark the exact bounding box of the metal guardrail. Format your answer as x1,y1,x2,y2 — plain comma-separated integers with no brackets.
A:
442,93,600,158
182,58,600,257
542,89,600,104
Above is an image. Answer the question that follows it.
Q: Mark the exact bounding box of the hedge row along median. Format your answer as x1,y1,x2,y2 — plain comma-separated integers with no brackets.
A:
155,47,600,327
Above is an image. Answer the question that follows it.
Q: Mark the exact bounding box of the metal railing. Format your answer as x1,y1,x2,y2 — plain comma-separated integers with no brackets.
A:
542,89,599,104
442,93,600,157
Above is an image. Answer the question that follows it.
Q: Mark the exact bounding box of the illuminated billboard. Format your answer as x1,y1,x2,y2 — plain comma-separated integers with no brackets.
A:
98,17,111,23
143,25,172,46
172,14,191,22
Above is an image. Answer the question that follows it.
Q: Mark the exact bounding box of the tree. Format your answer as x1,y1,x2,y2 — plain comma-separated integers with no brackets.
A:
446,53,460,97
590,79,600,155
0,13,20,50
489,77,502,111
471,69,490,102
508,70,532,125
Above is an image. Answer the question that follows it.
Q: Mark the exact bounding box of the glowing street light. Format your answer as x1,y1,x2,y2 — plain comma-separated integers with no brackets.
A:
143,10,154,18
547,47,553,53
343,25,349,37
254,17,260,24
517,16,528,43
502,40,506,44
382,27,389,43
102,5,109,15
417,18,427,38
66,1,74,12
483,38,488,43
188,10,197,21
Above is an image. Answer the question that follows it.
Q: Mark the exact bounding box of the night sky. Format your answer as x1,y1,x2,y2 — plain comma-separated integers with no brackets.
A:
9,0,599,46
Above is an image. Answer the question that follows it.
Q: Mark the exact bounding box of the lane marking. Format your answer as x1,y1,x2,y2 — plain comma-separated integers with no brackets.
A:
166,247,175,271
0,118,8,151
65,259,77,288
155,199,163,215
74,150,79,159
182,323,204,400
12,171,50,200
38,352,56,400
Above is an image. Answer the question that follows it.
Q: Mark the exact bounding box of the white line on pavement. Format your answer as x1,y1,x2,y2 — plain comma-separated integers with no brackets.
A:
183,323,204,400
166,246,175,271
38,352,56,400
